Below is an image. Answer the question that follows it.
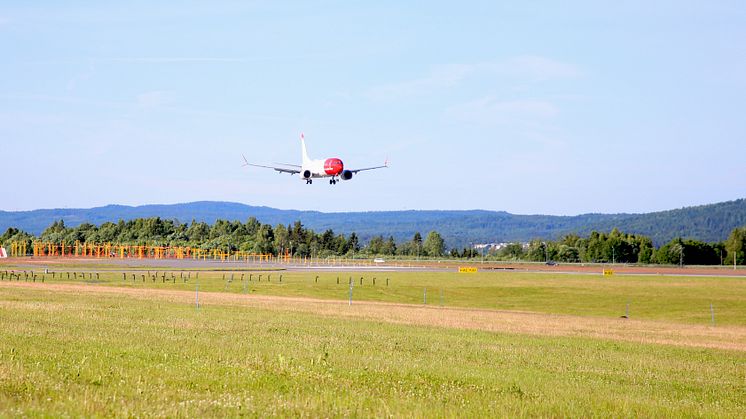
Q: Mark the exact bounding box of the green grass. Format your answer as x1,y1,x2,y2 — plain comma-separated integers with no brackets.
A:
3,268,745,326
1,285,744,417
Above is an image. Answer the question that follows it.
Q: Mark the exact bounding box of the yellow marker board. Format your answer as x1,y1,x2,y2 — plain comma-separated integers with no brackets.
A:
603,269,614,276
459,267,478,273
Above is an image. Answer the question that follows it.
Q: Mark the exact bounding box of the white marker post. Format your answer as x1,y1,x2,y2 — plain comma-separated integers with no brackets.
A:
710,303,715,326
349,280,353,306
195,278,200,310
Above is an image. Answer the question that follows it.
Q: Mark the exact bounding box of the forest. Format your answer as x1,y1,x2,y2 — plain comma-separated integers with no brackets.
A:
1,217,745,265
2,198,746,248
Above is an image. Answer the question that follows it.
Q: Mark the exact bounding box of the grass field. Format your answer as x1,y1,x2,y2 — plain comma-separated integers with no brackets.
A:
1,266,745,416
2,267,745,326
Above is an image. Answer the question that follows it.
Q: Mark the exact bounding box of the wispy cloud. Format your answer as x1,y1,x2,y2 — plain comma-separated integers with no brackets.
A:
109,57,255,64
66,60,96,92
5,94,126,108
445,97,560,125
136,90,171,108
366,55,582,101
366,64,473,100
3,93,297,122
104,53,339,64
26,55,336,67
492,55,582,81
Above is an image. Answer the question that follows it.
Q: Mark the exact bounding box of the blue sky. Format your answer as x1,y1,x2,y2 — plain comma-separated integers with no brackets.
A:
2,1,745,215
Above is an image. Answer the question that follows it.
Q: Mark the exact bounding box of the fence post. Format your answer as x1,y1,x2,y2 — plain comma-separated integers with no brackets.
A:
195,279,200,310
710,303,715,326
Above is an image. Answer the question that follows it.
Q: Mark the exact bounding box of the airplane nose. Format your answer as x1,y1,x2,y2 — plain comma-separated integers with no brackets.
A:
324,158,344,175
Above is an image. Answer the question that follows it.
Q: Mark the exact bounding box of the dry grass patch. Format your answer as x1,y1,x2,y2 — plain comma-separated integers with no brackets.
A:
3,282,744,352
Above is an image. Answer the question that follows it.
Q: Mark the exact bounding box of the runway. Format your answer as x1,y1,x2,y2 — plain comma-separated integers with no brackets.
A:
2,257,745,277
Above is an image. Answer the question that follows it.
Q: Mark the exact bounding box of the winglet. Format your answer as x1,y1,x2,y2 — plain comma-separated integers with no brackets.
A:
241,154,250,167
384,157,389,167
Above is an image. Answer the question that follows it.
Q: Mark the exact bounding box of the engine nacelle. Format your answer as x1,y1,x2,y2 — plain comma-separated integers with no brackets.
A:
340,170,353,181
301,169,312,179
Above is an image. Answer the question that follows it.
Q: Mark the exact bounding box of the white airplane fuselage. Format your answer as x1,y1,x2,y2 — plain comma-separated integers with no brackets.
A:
301,157,345,180
245,133,387,185
299,136,351,184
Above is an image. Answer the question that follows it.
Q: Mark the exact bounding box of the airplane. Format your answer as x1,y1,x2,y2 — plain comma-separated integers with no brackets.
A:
243,133,388,184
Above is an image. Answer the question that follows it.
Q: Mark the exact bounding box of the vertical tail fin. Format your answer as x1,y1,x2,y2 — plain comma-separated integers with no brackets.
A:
300,133,311,165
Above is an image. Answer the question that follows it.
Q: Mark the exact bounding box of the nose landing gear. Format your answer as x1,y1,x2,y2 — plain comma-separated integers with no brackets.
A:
329,178,338,185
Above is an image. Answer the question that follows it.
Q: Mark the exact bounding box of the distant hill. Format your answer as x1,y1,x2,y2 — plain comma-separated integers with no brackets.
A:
1,199,745,247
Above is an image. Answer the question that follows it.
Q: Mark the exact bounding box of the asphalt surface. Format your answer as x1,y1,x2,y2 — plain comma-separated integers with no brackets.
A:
2,257,746,277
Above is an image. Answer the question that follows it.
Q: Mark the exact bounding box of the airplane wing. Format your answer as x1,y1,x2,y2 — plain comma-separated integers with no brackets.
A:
242,155,300,175
247,163,300,174
349,159,389,174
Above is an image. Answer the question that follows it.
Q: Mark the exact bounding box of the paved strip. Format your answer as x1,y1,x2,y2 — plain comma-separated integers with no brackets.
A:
3,257,746,277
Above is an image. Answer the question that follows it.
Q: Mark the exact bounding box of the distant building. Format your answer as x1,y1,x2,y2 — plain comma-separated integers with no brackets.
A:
473,242,530,252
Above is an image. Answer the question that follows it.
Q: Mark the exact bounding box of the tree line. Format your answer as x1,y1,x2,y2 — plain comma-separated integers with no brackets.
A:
491,227,746,265
0,218,744,264
0,218,445,258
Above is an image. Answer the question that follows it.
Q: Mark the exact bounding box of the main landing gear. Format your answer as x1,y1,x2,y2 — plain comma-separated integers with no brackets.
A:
305,179,313,184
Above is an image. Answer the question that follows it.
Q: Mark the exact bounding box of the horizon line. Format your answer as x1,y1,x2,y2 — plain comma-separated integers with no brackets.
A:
1,198,744,219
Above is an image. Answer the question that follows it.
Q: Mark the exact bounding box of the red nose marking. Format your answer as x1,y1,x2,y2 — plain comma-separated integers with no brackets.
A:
324,158,344,175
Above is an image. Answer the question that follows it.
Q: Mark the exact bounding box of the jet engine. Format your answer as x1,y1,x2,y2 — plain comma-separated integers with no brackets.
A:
302,169,312,179
340,170,353,181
